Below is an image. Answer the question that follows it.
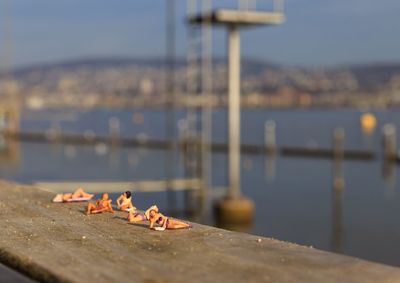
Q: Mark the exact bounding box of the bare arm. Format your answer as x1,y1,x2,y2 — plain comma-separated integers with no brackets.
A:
116,195,123,207
162,217,168,229
108,200,114,213
149,218,155,229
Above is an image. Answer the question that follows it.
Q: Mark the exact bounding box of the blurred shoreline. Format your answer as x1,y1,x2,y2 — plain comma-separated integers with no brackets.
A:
1,57,400,110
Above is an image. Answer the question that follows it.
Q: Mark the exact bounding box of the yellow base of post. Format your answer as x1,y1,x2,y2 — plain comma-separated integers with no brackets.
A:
214,197,254,227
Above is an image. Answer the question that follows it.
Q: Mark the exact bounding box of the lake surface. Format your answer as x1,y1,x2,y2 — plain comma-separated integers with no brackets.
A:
2,108,400,266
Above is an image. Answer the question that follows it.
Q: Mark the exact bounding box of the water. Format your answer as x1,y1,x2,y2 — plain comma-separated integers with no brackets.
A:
2,108,400,266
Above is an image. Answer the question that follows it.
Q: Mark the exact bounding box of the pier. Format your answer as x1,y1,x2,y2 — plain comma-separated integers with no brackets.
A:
1,180,400,282
1,130,377,160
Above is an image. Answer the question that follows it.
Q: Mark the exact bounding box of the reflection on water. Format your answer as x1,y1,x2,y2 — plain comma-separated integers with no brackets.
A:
0,137,19,171
383,161,396,199
216,220,252,233
331,187,344,253
3,108,400,267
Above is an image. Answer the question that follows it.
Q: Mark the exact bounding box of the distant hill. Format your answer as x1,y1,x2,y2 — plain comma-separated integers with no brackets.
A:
11,56,400,76
10,57,283,76
5,57,400,94
347,63,400,89
12,57,182,78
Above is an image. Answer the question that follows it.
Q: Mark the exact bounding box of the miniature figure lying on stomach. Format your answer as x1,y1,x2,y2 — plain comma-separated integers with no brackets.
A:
52,188,93,203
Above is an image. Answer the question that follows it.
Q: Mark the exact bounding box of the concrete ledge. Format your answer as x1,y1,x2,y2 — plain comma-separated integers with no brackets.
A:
1,180,400,283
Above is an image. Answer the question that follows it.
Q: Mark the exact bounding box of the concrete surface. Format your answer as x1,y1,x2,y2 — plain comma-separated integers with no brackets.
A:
1,180,400,283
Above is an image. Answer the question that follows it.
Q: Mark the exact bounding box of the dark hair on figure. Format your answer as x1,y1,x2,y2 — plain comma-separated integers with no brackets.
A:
125,191,131,198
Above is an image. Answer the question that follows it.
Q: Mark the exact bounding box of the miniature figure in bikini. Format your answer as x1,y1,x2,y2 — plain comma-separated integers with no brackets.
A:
86,193,114,215
52,188,93,203
144,205,191,231
116,191,135,211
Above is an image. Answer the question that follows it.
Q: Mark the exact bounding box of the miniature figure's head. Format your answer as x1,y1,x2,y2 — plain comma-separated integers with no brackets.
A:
101,193,109,200
145,205,159,220
125,191,132,198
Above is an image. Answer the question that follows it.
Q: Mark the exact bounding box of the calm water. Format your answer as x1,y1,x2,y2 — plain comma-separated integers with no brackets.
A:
2,108,400,266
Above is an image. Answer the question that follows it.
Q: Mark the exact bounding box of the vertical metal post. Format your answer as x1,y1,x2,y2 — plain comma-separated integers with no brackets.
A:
264,153,276,182
332,127,345,190
200,0,212,192
238,0,256,10
383,158,396,190
383,124,396,161
1,0,14,97
333,127,345,160
331,128,344,250
108,117,120,142
1,0,11,76
331,182,343,252
165,0,177,211
186,0,199,175
185,0,200,216
227,25,241,199
273,0,284,12
178,118,188,159
264,120,276,154
166,0,176,142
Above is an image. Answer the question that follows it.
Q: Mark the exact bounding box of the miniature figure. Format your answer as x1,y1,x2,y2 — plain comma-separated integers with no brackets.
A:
144,205,191,230
116,191,135,211
52,188,93,203
86,193,114,215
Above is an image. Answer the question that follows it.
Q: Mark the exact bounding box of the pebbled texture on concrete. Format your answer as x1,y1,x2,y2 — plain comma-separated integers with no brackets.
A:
1,180,400,283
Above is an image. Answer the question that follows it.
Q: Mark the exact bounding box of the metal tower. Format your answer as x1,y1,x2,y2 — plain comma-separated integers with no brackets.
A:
185,0,213,186
188,0,285,224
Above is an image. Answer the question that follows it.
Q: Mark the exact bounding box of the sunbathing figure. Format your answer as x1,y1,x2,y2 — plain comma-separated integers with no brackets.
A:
86,193,114,215
52,188,93,203
144,205,191,231
116,191,135,211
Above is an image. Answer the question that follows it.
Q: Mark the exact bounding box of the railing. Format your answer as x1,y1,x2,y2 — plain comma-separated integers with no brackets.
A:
238,0,284,12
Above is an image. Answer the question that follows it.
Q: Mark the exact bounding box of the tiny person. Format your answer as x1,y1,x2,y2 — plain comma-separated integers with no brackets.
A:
144,205,191,230
116,191,134,211
86,193,114,215
52,188,93,202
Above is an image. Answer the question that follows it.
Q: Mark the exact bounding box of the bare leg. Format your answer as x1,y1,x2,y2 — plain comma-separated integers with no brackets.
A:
107,203,114,213
127,211,145,222
62,193,73,202
166,219,191,229
72,188,92,199
86,203,96,215
52,194,63,202
120,203,134,211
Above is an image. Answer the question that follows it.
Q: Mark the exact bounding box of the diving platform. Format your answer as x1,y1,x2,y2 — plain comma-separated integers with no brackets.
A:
186,4,285,203
188,9,285,26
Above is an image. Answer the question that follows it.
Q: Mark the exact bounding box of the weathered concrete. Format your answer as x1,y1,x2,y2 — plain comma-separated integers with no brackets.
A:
1,180,400,283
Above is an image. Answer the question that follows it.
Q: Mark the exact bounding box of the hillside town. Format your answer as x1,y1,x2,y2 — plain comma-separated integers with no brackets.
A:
1,59,400,109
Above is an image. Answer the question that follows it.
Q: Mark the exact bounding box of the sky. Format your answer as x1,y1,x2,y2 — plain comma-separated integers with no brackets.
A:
1,0,400,68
